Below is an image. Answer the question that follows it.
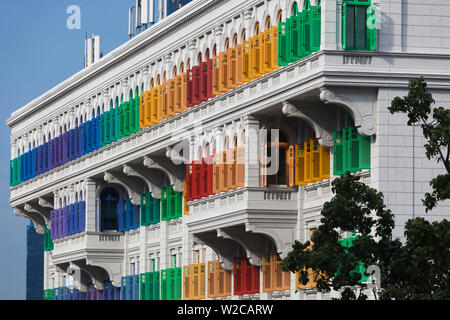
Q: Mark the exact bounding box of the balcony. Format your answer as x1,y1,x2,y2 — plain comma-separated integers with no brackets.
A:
187,187,298,269
51,231,124,287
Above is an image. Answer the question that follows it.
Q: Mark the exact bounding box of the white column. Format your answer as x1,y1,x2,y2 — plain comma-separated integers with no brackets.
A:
85,179,97,232
244,116,260,188
321,0,338,51
159,221,169,270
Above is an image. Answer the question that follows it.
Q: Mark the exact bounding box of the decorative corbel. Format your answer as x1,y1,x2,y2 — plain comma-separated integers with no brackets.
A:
282,101,334,147
320,87,376,136
122,164,162,199
143,156,184,193
14,207,45,234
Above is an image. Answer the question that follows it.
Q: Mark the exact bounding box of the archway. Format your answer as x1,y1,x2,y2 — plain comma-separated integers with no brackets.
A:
100,187,120,231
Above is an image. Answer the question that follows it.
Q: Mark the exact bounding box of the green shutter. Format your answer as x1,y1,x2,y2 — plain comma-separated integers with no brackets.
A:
278,21,290,66
175,267,182,300
100,113,105,146
290,15,301,61
302,9,311,57
118,104,124,138
333,131,344,176
124,102,130,136
359,133,371,170
140,194,148,226
349,127,360,173
367,5,377,50
174,191,183,219
161,187,168,221
310,6,321,52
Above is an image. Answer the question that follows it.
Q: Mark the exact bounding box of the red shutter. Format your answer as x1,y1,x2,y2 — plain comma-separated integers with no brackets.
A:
207,59,214,99
187,69,194,108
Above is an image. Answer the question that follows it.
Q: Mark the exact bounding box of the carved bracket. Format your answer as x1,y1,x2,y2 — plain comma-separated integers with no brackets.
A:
320,87,377,136
14,207,46,234
246,223,295,260
25,202,51,226
123,164,162,199
282,101,334,147
218,227,269,266
85,259,123,288
38,197,54,209
143,156,184,193
193,233,242,271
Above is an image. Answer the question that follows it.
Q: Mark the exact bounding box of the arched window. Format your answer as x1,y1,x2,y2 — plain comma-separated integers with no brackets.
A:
91,110,95,120
157,75,161,85
115,97,119,107
232,33,238,47
277,10,283,23
187,59,191,70
198,52,202,64
79,191,83,201
97,106,100,116
135,86,139,97
224,38,230,50
304,0,310,10
150,78,155,88
75,193,78,203
293,2,299,16
265,16,271,30
255,22,260,35
241,29,246,42
110,99,113,110
180,63,184,73
205,49,210,60
100,188,120,231
173,66,177,77
213,45,217,57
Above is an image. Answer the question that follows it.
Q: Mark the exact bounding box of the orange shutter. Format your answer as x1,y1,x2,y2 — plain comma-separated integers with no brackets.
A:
236,145,245,188
228,47,237,89
220,151,227,192
183,180,189,215
208,261,216,298
183,265,192,300
304,140,312,184
236,44,244,86
272,26,279,70
168,79,176,117
286,145,295,187
161,83,168,120
152,87,160,124
295,144,305,185
139,94,145,129
320,144,330,180
262,253,272,292
219,52,228,93
242,41,251,82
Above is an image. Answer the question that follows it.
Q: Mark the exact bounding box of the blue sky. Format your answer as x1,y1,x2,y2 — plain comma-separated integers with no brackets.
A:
0,0,133,300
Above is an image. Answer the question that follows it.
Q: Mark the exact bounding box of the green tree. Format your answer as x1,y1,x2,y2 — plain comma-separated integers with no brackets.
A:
282,172,400,300
380,218,450,300
282,77,450,300
388,77,450,211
